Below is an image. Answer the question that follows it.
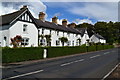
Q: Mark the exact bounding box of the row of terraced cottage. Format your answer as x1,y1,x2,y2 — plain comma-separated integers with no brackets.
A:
0,6,106,47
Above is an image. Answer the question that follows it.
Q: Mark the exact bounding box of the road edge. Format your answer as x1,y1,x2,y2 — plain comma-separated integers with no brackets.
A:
101,62,120,80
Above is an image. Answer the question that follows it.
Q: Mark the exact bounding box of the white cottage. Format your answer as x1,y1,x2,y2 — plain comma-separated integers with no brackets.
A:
0,6,82,47
0,6,38,47
0,6,106,47
90,33,106,43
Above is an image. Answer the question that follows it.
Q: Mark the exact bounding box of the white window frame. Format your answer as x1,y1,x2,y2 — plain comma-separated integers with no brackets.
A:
40,39,45,45
21,38,29,46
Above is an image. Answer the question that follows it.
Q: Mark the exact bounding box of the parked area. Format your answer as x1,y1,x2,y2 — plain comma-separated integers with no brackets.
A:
2,45,114,63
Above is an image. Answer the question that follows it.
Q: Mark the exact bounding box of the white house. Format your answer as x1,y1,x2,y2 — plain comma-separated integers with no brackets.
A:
0,6,38,47
90,33,106,43
0,6,106,47
76,28,90,45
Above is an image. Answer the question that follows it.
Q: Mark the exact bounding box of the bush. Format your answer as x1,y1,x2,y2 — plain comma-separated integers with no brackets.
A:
2,47,44,63
2,45,114,63
47,46,86,58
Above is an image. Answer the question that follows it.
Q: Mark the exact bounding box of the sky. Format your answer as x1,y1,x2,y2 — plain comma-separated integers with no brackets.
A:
0,0,119,24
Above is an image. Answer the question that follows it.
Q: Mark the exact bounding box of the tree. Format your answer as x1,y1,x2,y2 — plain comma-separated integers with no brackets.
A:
11,35,22,48
45,35,51,46
113,22,120,43
76,23,94,30
59,37,68,46
94,22,108,42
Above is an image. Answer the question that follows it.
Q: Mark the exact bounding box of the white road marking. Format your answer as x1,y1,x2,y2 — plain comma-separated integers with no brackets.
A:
74,59,84,62
3,70,44,80
61,62,74,66
61,59,84,66
104,52,110,55
90,55,100,59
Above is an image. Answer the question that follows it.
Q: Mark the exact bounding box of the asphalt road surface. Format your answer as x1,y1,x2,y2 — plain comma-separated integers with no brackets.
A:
2,47,119,80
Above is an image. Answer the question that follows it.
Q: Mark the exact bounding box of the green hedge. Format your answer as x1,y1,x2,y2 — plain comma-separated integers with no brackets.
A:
2,47,44,63
2,45,114,63
47,46,86,58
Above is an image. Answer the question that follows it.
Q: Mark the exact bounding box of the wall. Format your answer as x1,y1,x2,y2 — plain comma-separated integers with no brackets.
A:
9,21,38,47
0,26,9,47
81,30,89,45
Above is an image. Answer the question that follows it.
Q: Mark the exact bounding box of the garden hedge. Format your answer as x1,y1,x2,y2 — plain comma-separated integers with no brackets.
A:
2,45,114,63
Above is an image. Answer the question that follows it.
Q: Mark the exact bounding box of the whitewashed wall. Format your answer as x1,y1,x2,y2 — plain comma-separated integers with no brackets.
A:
9,21,38,47
90,35,99,43
90,35,106,43
0,29,9,47
81,30,89,45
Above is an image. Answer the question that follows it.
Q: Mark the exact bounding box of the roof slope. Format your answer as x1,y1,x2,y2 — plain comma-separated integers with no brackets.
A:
0,7,81,34
94,34,105,39
76,28,94,37
0,8,27,26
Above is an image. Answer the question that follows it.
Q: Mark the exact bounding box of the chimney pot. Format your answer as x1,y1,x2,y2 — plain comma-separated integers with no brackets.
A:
39,12,45,21
62,19,68,27
69,23,76,28
52,16,58,24
20,5,27,10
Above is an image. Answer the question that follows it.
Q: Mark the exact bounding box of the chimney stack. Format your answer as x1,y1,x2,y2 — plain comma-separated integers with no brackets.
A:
69,23,76,28
62,19,67,27
52,16,58,24
20,5,27,10
39,12,45,21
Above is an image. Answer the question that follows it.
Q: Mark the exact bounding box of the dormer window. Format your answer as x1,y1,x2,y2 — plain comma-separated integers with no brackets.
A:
23,24,27,32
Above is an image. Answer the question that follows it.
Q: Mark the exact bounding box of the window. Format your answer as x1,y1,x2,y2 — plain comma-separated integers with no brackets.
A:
56,40,60,45
57,31,59,36
67,41,71,46
68,33,70,37
23,24,27,32
40,39,45,45
4,36,7,41
76,41,79,46
72,41,74,46
50,30,51,35
21,38,29,46
42,29,44,34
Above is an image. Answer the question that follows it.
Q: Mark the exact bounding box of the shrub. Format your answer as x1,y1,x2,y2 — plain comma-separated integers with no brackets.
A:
2,47,44,63
2,45,114,63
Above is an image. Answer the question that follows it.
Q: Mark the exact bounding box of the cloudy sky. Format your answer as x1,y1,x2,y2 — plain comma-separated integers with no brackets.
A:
0,0,119,24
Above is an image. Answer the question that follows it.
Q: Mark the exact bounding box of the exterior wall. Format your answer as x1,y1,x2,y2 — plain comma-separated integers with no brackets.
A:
90,35,100,43
90,35,106,43
100,39,106,43
75,34,81,46
58,31,64,46
9,21,38,47
81,30,89,45
51,30,58,46
0,28,9,47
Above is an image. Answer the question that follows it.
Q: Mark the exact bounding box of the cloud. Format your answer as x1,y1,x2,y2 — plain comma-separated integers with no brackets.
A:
53,12,62,17
74,18,93,24
67,2,118,22
44,2,118,22
41,0,119,2
0,0,47,18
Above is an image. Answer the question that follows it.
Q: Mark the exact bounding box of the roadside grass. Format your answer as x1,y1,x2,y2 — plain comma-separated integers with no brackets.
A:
2,45,114,63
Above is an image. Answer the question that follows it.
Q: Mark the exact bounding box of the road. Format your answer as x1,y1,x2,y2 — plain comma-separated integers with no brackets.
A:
2,47,119,80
